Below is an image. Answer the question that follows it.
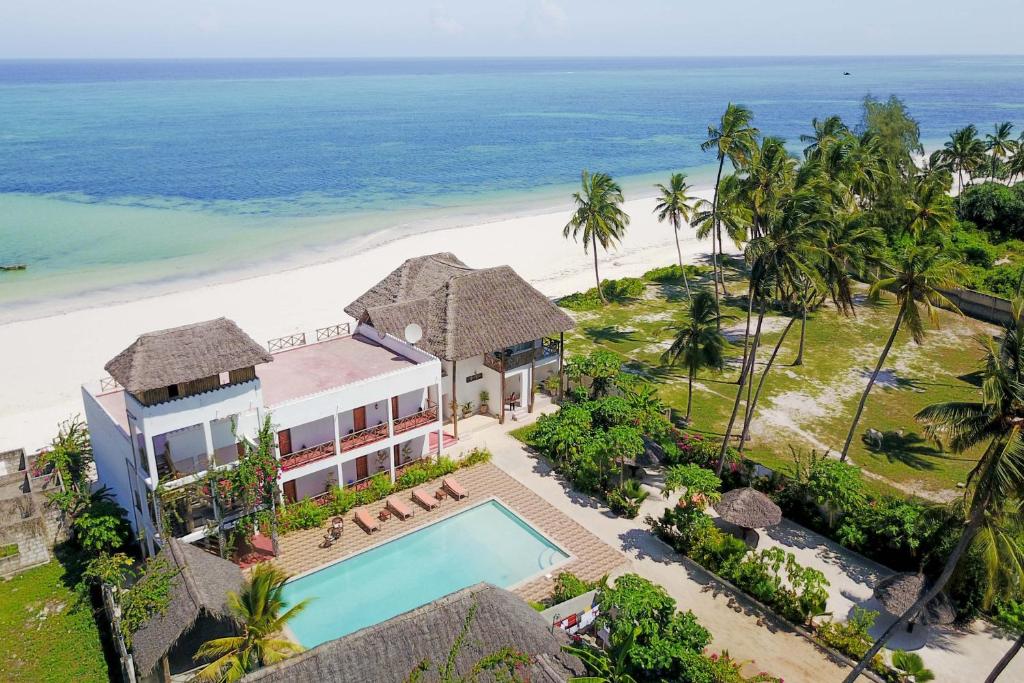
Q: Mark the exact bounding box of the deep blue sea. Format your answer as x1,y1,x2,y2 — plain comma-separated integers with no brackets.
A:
1,56,1022,311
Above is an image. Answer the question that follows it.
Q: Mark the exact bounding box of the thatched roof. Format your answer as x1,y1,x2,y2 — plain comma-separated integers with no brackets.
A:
131,539,244,676
106,317,273,393
873,573,956,625
345,253,575,361
241,583,585,683
714,487,782,529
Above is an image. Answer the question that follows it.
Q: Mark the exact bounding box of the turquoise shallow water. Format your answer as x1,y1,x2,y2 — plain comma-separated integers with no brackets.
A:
280,500,568,647
1,57,1023,310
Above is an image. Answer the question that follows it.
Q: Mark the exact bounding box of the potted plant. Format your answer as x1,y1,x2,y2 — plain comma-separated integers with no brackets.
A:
478,390,490,415
460,401,474,418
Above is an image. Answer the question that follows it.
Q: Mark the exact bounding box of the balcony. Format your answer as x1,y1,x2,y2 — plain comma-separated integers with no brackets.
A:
340,423,388,453
393,403,438,435
280,440,336,472
483,338,561,374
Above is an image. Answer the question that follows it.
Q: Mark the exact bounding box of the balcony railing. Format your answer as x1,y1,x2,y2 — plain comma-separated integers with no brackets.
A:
280,440,336,472
340,423,388,453
268,332,307,352
393,403,438,435
483,338,561,373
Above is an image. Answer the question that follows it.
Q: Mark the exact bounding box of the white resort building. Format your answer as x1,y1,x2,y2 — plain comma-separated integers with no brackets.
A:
82,253,574,554
345,252,575,436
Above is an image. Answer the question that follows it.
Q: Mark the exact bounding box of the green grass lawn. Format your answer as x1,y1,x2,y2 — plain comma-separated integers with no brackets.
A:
0,559,109,682
563,271,994,501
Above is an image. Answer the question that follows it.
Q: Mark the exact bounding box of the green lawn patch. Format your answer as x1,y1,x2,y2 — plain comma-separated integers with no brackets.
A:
0,559,109,682
561,273,992,498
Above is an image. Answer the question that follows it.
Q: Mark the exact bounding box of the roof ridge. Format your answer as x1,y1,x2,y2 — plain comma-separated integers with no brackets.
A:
167,539,202,615
442,278,457,360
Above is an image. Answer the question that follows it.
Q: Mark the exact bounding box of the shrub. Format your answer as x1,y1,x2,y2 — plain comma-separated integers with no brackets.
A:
643,263,712,284
958,181,1024,238
608,482,646,519
325,486,359,516
460,448,491,467
557,277,646,311
950,222,997,268
804,458,866,528
981,262,1024,298
551,571,602,604
396,464,432,489
816,607,887,675
73,494,132,554
278,498,330,531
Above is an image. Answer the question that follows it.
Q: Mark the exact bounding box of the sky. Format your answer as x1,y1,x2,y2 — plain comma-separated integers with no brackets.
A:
0,0,1021,59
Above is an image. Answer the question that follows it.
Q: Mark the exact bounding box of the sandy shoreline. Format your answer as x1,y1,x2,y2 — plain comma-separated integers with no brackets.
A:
0,190,734,451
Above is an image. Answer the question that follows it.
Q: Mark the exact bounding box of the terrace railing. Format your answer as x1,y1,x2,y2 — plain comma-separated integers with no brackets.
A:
316,322,351,342
280,440,336,472
483,338,561,373
98,376,122,392
340,423,388,453
267,332,306,353
393,402,438,435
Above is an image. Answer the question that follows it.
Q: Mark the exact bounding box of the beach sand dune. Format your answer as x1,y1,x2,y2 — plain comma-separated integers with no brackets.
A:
0,193,733,451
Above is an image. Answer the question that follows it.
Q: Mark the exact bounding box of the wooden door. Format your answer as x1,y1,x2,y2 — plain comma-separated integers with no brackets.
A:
393,444,401,467
391,396,400,419
278,429,292,456
355,455,368,480
283,480,297,504
353,406,367,432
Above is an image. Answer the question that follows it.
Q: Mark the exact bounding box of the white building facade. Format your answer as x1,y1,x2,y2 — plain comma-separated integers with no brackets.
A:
83,318,443,555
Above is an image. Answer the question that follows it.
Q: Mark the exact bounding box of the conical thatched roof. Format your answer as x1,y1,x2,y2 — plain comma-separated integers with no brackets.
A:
345,253,575,361
873,573,956,625
106,317,273,394
241,583,585,683
130,539,244,677
714,487,782,529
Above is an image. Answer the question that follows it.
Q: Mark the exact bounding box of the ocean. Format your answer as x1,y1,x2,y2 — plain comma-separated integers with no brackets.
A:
1,56,1022,313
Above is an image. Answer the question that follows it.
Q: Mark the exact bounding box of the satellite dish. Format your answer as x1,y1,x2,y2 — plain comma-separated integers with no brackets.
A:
404,323,423,345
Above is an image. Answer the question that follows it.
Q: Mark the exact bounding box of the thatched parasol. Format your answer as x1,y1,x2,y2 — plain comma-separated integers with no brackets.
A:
713,487,782,535
873,572,955,630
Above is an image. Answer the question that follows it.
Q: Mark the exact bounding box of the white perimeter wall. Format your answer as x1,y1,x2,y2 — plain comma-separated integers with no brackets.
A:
82,388,144,535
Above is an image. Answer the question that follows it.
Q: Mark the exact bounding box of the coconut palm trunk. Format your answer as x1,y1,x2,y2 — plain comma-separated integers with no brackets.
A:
710,155,726,301
794,301,808,365
673,226,691,298
740,316,797,450
840,308,905,461
985,633,1024,683
686,371,695,423
844,495,988,682
592,232,605,303
717,301,764,474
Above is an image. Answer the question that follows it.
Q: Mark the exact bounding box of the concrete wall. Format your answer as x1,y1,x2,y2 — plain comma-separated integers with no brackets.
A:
941,287,1015,326
293,466,336,500
83,387,142,535
289,416,334,451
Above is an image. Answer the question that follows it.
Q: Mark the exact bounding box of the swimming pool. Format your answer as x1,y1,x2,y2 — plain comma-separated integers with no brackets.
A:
281,499,569,647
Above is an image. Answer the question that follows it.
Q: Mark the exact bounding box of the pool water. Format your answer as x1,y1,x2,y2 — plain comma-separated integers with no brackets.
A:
281,499,569,647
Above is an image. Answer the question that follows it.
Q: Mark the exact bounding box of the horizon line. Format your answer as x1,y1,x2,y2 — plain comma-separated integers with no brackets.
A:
1,53,1023,62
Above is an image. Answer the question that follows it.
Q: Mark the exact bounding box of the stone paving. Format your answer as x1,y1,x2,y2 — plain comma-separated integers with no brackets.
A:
269,460,627,603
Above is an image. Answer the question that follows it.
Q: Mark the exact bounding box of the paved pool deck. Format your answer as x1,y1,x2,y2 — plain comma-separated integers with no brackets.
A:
268,460,627,603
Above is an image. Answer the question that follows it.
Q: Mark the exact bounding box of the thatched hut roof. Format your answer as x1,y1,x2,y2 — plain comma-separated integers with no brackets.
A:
241,583,585,683
714,487,782,530
106,317,273,393
873,573,956,625
131,539,244,677
345,253,575,361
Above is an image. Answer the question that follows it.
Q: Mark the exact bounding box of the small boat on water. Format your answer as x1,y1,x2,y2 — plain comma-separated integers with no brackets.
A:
1,264,27,271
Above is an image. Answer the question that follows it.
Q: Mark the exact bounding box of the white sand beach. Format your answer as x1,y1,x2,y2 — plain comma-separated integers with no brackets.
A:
0,191,733,451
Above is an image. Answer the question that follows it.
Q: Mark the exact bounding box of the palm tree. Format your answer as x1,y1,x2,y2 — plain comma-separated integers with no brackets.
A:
986,122,1016,181
194,564,309,682
844,310,1024,682
1009,135,1024,184
661,290,729,422
693,174,751,324
933,125,986,198
890,651,935,683
562,626,638,683
800,115,849,161
564,171,630,304
653,173,701,298
906,174,956,240
702,104,760,299
839,243,965,461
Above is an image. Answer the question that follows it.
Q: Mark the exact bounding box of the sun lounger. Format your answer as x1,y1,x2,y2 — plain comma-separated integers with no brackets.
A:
354,508,380,534
442,477,468,500
412,488,439,510
387,496,415,520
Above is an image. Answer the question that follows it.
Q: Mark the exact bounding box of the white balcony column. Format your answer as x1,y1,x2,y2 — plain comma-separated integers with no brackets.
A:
333,410,343,486
146,435,160,488
436,381,444,455
202,421,215,471
386,395,395,437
